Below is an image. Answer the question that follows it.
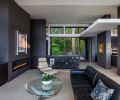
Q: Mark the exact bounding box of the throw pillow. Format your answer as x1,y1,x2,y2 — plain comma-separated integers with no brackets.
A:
90,80,114,100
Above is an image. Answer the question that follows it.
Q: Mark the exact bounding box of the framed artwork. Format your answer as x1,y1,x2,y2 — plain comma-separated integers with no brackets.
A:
98,43,104,54
16,30,27,55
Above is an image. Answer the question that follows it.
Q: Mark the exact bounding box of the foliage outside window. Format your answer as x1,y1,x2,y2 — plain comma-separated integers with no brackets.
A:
48,26,86,56
48,27,85,34
50,27,64,34
51,38,65,55
65,27,85,34
75,38,79,54
75,28,85,34
65,27,72,34
80,40,85,54
51,38,86,56
79,40,86,60
46,27,48,34
64,38,72,54
51,38,72,55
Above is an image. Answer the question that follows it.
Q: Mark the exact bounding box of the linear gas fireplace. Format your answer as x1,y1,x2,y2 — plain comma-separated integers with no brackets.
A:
12,58,29,71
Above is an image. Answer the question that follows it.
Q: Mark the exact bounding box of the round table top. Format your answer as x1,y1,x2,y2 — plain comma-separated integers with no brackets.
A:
25,77,63,97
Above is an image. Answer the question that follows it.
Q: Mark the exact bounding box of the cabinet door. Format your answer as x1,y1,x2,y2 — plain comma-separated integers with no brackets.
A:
0,64,8,86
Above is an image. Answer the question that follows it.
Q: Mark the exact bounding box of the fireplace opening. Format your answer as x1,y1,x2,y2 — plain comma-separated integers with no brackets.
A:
12,58,29,71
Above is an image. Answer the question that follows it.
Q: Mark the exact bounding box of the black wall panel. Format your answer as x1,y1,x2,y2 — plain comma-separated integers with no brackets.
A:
0,0,9,62
8,0,30,80
97,31,111,69
0,0,30,81
9,0,30,61
117,7,120,75
97,14,111,69
31,19,46,68
91,36,97,62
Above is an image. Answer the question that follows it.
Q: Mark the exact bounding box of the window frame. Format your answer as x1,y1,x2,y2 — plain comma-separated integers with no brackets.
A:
46,24,88,55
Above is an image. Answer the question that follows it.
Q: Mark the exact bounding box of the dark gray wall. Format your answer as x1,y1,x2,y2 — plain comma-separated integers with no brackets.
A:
87,38,92,62
0,0,30,80
9,0,30,61
91,36,97,62
101,14,111,19
111,37,118,49
8,0,30,80
31,19,46,68
97,32,106,68
117,6,120,75
86,37,97,62
97,14,111,69
85,14,111,63
97,31,111,69
0,0,9,62
106,31,112,68
79,37,90,62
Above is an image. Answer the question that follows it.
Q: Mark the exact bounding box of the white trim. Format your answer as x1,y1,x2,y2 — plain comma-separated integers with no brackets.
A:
63,26,66,34
16,30,19,55
16,30,28,55
80,19,120,37
72,28,76,53
47,24,89,27
47,34,80,38
48,26,50,34
25,34,28,54
15,0,120,6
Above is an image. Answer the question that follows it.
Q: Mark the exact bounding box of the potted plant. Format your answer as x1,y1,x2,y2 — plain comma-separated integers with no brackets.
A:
42,73,53,91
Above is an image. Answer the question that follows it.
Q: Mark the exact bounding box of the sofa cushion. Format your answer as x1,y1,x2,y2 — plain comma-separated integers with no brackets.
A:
94,73,120,100
72,86,93,100
71,69,92,86
71,74,91,86
84,66,98,85
90,80,114,100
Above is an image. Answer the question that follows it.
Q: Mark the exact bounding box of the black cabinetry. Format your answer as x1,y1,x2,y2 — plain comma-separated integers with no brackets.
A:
111,55,118,66
0,63,8,86
47,55,80,69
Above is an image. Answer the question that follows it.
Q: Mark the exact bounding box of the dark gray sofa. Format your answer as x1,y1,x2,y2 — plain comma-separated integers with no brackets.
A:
70,66,120,100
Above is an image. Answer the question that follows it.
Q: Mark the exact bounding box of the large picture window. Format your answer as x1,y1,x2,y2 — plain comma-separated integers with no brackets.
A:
47,25,87,56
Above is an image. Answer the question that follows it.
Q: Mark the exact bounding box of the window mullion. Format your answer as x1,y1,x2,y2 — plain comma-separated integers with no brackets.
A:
64,26,65,34
72,28,75,54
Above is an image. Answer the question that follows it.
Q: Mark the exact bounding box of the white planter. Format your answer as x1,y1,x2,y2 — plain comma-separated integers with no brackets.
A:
42,80,52,85
42,80,52,91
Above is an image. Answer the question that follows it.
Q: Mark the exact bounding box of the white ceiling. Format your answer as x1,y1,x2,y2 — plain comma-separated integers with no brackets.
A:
80,19,120,37
15,0,119,24
15,0,120,6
